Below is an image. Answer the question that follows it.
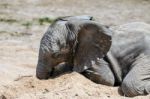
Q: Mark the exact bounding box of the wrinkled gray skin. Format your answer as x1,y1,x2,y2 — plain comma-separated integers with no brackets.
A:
36,16,112,81
112,22,150,97
83,22,150,97
36,15,150,97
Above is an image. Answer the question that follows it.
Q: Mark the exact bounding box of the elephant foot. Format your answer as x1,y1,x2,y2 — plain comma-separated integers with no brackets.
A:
82,69,114,86
82,59,115,86
121,78,150,97
121,54,150,97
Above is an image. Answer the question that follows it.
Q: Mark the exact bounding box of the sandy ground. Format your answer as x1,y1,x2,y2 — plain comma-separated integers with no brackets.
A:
0,0,150,99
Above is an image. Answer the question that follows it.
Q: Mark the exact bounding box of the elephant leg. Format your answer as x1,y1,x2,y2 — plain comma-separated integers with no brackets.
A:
121,54,150,97
36,61,52,79
82,58,115,86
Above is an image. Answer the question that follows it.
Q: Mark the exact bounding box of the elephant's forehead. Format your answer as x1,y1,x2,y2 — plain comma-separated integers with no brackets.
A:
67,15,92,20
56,20,67,25
60,15,93,21
53,29,69,49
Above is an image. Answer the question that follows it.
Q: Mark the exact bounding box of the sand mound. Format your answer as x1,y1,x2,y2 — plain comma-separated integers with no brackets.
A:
0,39,149,99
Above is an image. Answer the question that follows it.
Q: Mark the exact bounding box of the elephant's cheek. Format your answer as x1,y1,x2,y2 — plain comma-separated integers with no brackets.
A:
48,56,68,68
53,49,72,64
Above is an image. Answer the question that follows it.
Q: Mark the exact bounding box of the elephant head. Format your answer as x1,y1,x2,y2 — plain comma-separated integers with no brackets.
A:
36,15,112,79
66,20,112,72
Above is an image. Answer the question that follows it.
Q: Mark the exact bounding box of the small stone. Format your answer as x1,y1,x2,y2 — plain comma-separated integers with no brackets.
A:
107,95,110,98
75,93,78,96
0,95,7,99
42,89,49,94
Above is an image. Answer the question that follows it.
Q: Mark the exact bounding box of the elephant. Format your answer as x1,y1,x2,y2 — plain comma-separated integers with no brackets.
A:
36,15,150,97
36,15,112,80
82,22,150,97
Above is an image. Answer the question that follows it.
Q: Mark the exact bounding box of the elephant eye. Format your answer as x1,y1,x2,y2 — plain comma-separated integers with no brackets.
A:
52,52,61,58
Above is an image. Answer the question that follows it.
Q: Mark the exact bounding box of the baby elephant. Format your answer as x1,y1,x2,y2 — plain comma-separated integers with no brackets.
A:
36,15,150,97
36,16,112,79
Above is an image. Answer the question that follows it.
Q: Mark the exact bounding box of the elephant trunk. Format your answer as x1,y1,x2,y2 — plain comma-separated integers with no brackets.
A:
106,51,122,84
36,61,52,79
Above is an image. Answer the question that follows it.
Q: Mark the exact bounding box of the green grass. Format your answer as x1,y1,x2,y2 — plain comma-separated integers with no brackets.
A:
0,18,18,23
0,17,55,30
10,32,31,37
0,3,10,8
38,17,55,25
22,21,33,29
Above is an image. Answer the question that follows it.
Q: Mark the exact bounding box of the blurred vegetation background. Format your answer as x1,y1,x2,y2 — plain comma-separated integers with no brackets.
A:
0,0,150,39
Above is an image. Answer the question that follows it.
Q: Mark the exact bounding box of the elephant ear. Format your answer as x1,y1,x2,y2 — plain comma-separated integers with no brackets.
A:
66,20,112,72
66,20,112,55
79,21,112,55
